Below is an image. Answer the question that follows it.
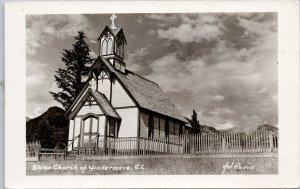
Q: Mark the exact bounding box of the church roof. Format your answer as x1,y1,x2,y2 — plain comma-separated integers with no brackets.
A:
91,90,120,119
97,26,127,44
91,57,187,123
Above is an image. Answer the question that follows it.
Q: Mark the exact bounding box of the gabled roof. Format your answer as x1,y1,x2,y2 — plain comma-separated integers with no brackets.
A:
88,56,187,123
92,90,120,119
68,88,120,120
97,26,127,44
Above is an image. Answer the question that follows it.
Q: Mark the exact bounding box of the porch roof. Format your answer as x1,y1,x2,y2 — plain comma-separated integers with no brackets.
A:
91,90,120,119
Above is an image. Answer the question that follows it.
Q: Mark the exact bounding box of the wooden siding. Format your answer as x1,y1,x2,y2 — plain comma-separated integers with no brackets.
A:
77,104,103,116
73,117,81,147
68,120,74,151
68,120,74,141
117,108,138,137
97,76,111,100
140,111,149,138
111,79,135,107
98,115,106,136
139,111,187,138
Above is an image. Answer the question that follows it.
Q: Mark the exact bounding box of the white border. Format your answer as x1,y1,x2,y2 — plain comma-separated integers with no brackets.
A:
5,1,300,188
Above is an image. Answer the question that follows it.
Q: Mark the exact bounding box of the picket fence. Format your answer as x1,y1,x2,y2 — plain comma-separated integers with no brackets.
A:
26,141,41,157
75,130,278,157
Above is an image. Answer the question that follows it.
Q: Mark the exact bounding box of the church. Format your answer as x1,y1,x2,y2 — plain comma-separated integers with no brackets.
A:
66,15,190,152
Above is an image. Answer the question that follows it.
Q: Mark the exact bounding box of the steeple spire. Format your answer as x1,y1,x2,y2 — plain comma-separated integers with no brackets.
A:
110,14,117,29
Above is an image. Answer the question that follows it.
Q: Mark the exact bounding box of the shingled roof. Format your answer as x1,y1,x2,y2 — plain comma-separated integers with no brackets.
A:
91,90,120,119
68,88,120,119
91,57,187,123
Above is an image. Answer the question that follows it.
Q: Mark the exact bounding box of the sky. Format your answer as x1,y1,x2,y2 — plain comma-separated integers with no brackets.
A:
26,13,278,130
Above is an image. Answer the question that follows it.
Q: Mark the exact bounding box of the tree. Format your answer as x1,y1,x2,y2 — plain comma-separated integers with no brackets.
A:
50,31,92,109
186,109,201,134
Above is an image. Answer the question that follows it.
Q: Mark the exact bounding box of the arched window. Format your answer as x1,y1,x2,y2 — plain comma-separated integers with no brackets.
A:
179,124,183,136
101,38,113,56
107,39,113,54
148,115,154,138
165,120,169,138
101,40,108,55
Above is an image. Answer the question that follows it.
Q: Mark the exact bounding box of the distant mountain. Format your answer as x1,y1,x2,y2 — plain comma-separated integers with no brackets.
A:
201,125,219,133
218,124,277,133
257,124,278,132
26,106,69,149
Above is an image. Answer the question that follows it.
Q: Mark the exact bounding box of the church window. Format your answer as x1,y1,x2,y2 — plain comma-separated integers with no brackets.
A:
148,115,154,138
101,38,113,56
107,39,113,54
109,119,115,137
165,120,169,138
101,40,107,55
179,124,183,136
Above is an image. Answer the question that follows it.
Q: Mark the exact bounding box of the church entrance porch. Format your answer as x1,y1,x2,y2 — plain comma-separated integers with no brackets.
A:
80,116,99,146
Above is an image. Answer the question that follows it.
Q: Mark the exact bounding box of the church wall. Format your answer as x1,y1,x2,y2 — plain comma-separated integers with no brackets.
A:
116,107,138,137
98,115,106,136
77,104,103,116
111,79,135,107
67,120,74,151
73,117,81,148
139,111,149,138
97,78,111,100
139,110,186,139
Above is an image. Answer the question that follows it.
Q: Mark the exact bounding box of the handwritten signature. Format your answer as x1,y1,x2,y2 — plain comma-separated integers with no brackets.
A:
222,162,254,174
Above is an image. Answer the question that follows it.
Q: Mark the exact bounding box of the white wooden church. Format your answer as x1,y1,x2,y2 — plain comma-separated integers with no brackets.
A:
66,15,190,153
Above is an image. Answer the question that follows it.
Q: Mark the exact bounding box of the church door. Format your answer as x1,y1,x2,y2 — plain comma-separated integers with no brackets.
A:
81,116,98,146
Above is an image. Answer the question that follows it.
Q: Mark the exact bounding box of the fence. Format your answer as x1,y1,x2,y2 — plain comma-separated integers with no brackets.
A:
26,141,41,157
74,130,278,157
26,141,41,161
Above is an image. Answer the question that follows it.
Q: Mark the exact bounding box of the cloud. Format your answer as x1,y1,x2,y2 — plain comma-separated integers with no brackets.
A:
211,95,225,101
126,48,148,72
89,50,97,59
152,14,225,43
144,13,277,129
26,15,97,56
26,60,62,118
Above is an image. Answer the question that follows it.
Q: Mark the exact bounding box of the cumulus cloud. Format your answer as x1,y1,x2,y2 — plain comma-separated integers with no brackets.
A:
145,13,277,129
149,14,225,43
126,48,149,72
26,15,97,56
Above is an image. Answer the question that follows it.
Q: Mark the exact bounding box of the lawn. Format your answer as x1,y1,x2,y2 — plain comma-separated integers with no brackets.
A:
26,154,277,175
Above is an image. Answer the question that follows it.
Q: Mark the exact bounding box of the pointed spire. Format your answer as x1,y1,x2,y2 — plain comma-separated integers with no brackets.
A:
110,14,117,29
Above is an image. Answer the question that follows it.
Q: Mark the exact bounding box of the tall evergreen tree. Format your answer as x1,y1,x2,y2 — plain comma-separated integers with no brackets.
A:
186,109,201,134
50,31,92,109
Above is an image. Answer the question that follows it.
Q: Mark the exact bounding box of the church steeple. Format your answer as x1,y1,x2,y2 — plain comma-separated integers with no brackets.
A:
98,14,127,73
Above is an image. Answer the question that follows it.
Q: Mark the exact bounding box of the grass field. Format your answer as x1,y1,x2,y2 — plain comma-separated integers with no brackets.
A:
26,154,277,175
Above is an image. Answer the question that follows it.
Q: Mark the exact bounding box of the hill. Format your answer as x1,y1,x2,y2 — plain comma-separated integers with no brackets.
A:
26,106,69,149
201,125,219,133
219,124,277,133
257,124,278,132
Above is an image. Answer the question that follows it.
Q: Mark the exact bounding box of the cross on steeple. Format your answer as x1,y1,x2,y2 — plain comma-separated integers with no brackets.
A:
110,14,117,29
